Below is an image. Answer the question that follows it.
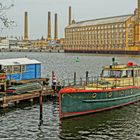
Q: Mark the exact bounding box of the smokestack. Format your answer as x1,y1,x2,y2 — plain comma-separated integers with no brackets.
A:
47,11,51,41
69,6,72,25
24,12,28,41
138,0,140,18
54,13,58,40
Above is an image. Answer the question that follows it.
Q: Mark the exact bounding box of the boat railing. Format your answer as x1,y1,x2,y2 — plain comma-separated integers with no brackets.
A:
61,76,138,89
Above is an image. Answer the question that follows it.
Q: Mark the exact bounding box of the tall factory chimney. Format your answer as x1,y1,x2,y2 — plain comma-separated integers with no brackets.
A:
47,11,51,41
138,0,140,19
54,13,58,40
69,6,72,25
24,12,28,41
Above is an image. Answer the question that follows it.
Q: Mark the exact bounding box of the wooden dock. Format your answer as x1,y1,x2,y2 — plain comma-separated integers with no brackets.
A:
0,87,55,108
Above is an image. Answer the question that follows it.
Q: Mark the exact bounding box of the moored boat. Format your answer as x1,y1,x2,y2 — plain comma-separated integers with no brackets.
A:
59,58,140,119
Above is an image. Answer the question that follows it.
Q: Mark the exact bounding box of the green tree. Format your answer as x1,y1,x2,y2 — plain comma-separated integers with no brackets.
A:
0,2,14,30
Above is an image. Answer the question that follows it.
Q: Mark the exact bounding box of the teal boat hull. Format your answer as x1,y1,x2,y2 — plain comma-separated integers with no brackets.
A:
59,87,140,119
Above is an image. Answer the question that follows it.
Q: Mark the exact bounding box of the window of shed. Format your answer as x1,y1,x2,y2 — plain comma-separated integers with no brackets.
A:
13,65,21,73
7,66,12,73
22,65,26,72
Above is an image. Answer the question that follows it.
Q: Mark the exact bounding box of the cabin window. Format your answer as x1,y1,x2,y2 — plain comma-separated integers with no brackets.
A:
121,70,127,77
6,66,12,73
134,70,140,77
21,65,26,72
138,70,140,76
126,70,132,77
102,70,121,78
13,65,21,73
110,70,121,78
102,70,110,77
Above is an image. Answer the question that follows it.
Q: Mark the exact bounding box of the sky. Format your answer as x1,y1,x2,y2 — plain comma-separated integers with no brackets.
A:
0,0,137,40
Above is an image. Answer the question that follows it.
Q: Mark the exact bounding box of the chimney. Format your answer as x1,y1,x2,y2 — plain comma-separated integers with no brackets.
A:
47,11,51,41
138,0,140,19
24,12,28,41
69,6,72,25
54,13,58,40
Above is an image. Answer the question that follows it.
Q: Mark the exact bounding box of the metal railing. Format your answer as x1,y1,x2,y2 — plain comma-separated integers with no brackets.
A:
60,76,139,90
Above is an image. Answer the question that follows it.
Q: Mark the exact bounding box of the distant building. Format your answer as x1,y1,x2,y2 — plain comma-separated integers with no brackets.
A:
0,37,19,49
64,0,140,54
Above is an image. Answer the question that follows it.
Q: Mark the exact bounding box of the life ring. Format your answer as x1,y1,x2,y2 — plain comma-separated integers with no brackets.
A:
62,94,64,99
108,92,112,98
92,93,97,98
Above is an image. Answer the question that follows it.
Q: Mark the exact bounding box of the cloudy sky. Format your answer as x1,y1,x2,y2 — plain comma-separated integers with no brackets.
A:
0,0,137,39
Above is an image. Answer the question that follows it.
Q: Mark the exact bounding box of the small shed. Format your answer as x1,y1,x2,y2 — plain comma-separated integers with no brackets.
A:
0,58,41,81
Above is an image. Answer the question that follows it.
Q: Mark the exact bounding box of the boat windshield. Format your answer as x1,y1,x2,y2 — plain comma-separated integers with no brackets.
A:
102,70,122,78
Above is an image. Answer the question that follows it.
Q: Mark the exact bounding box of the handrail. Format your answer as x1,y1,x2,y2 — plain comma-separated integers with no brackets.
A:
61,76,138,90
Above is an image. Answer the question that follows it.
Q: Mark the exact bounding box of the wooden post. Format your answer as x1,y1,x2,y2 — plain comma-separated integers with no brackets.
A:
80,78,82,86
39,91,43,121
86,71,89,85
74,72,76,86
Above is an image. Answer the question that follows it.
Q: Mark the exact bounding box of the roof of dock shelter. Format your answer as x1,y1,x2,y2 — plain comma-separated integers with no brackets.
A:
66,14,133,28
0,58,41,66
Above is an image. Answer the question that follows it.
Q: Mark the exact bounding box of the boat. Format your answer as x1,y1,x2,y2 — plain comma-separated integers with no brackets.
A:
59,58,140,119
6,82,42,95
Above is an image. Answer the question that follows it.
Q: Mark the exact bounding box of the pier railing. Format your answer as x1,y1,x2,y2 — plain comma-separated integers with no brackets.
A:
61,76,138,89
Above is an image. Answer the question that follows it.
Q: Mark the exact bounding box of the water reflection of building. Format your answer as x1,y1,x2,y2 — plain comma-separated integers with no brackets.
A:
64,0,140,54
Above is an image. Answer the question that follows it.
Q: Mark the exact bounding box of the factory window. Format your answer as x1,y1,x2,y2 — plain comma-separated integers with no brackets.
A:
119,24,122,27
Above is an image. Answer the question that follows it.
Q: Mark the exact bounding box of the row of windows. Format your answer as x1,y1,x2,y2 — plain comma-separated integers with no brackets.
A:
66,45,126,48
66,23,126,32
66,29,126,34
66,42,126,45
6,65,26,73
66,36,126,40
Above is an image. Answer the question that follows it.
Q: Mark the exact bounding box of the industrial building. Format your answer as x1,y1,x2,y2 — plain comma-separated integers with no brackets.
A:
64,0,140,54
0,37,19,49
23,11,62,49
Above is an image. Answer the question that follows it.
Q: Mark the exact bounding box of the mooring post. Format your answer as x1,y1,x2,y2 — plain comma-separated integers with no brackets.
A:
86,71,89,85
39,91,43,121
74,72,76,86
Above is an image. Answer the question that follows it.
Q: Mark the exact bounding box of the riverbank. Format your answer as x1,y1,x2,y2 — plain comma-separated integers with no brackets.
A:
0,48,64,53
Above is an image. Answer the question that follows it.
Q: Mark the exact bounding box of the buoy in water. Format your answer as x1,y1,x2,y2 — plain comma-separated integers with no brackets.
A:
76,57,80,62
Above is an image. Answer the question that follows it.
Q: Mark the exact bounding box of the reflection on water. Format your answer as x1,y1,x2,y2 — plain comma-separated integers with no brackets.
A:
0,52,140,139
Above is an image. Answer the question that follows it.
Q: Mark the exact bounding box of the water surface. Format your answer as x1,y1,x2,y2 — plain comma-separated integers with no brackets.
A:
0,52,140,140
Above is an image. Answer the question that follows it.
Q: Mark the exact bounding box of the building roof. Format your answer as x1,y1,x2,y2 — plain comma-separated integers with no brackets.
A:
0,58,41,66
66,14,133,28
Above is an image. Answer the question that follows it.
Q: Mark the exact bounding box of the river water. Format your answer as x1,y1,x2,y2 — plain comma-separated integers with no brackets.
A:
0,52,140,140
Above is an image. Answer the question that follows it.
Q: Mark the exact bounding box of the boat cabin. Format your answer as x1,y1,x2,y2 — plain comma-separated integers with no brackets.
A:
100,61,140,87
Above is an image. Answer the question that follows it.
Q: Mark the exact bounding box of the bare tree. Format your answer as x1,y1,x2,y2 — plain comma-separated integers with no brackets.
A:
0,2,14,30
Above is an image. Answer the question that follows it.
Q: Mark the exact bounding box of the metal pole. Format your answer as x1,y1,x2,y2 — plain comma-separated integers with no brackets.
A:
39,91,43,121
80,77,82,86
74,72,76,86
86,71,89,85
